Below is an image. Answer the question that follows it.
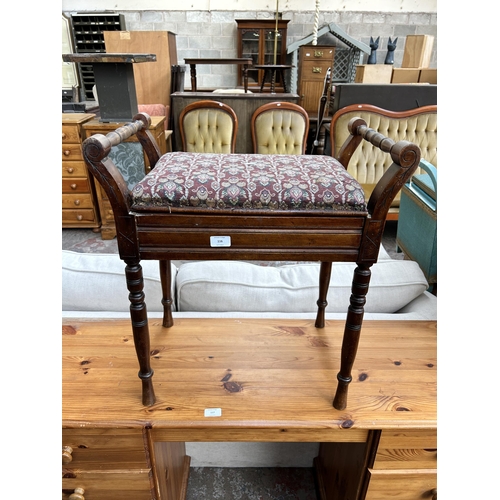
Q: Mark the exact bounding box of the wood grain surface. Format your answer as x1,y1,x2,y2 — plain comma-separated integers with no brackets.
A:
62,318,436,441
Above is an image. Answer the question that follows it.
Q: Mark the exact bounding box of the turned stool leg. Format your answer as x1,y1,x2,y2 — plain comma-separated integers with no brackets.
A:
125,261,156,406
315,261,332,328
159,260,174,328
333,264,372,410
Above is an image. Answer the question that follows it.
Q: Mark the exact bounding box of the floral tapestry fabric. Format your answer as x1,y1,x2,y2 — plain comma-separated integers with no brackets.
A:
131,153,366,211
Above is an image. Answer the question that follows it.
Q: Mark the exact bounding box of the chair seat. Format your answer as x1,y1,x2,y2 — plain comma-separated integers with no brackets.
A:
131,152,367,212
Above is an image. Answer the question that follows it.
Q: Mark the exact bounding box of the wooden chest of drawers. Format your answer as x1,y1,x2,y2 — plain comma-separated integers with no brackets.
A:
298,45,335,115
365,429,437,500
62,114,100,229
83,116,167,240
62,428,153,500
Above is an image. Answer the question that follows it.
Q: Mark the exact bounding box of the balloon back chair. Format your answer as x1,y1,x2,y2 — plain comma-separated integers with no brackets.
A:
251,102,309,155
179,100,238,153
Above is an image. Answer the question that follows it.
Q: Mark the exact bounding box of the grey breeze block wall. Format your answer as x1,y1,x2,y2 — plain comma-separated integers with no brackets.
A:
63,9,437,90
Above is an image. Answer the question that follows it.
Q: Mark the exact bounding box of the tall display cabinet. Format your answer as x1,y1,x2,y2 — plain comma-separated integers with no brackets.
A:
236,19,290,92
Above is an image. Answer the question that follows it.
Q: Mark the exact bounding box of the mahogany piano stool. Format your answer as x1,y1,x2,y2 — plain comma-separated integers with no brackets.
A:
82,113,421,410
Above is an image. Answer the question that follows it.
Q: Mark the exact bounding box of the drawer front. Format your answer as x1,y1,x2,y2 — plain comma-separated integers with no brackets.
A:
62,429,148,468
300,47,335,62
300,61,331,81
62,178,91,194
374,429,437,470
62,124,83,144
365,469,437,500
62,193,96,210
62,161,89,178
62,208,98,224
62,471,152,500
62,144,84,161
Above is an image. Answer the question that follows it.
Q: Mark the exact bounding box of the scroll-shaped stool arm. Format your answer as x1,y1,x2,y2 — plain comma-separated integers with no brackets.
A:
82,113,158,220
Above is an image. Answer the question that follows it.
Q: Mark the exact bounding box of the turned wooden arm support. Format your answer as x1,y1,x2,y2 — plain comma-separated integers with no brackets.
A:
337,117,421,221
82,112,161,217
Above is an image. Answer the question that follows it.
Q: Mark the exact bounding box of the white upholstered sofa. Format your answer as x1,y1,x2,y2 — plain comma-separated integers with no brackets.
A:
62,246,436,321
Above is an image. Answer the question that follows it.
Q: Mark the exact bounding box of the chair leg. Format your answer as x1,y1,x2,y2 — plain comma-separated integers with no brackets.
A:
159,260,174,328
315,261,332,328
333,263,372,410
125,260,156,406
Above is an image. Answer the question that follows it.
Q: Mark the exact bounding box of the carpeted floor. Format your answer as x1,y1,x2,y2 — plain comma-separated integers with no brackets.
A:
186,467,318,500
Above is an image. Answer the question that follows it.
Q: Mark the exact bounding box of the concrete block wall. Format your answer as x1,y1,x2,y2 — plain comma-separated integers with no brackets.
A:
63,9,437,91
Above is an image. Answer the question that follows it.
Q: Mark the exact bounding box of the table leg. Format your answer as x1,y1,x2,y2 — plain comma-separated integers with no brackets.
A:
260,69,267,93
125,260,156,406
189,63,197,92
315,261,332,328
243,64,249,93
333,264,372,410
281,70,288,93
270,70,276,94
160,259,174,328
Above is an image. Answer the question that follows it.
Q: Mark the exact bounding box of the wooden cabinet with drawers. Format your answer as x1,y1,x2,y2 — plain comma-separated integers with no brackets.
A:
315,429,437,500
83,116,167,240
63,319,436,500
365,429,437,500
297,45,335,115
62,428,153,500
62,114,100,229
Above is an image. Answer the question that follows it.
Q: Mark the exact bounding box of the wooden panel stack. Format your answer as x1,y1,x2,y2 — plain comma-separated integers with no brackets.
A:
392,35,436,84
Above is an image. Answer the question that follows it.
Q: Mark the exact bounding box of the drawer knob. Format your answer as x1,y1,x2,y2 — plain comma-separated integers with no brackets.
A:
62,132,67,139
76,215,83,221
70,184,77,190
62,445,73,464
74,199,81,206
67,167,74,174
64,150,71,156
312,67,322,73
69,487,85,500
430,488,437,500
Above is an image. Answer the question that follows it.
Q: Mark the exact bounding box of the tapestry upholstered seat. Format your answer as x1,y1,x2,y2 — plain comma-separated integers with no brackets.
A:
82,113,421,411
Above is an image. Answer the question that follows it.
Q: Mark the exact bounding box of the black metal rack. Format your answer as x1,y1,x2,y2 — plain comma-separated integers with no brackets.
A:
71,12,125,101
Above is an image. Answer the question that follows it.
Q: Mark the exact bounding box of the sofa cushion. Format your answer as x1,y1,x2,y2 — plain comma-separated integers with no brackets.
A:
62,251,177,312
176,259,428,314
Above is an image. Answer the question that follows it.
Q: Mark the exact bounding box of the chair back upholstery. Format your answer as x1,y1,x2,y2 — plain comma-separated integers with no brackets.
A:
330,104,437,207
179,100,238,153
251,102,310,155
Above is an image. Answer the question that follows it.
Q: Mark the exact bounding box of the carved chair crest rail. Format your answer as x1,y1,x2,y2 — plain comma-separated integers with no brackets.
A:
82,112,420,411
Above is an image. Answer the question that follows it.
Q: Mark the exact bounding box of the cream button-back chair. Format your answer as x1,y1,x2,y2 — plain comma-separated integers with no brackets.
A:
251,102,310,155
330,104,437,220
179,100,238,153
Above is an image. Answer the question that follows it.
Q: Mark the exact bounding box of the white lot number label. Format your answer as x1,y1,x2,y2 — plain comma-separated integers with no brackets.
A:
210,236,231,247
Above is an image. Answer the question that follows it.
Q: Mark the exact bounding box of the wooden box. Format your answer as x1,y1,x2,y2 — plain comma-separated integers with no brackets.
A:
402,35,434,68
354,65,392,84
419,68,437,84
391,68,421,83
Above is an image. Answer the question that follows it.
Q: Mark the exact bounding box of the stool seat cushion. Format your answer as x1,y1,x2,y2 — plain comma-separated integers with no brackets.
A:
131,152,366,212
